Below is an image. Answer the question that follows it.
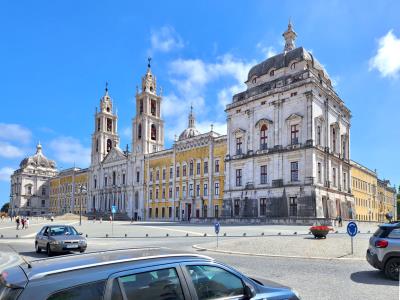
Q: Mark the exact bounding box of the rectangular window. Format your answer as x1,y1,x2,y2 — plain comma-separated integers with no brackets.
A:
149,190,153,200
156,189,159,200
215,182,220,196
204,161,208,174
175,186,180,198
169,167,173,179
290,162,299,182
156,170,159,181
317,162,322,183
260,165,267,184
204,183,208,196
332,168,337,187
189,184,193,197
215,160,220,173
169,187,172,198
162,188,165,199
42,187,46,196
176,166,180,178
94,179,97,189
189,161,194,176
183,165,187,177
234,200,240,216
183,185,186,198
236,169,242,186
260,198,267,216
151,100,156,116
136,172,139,183
112,171,116,185
196,184,200,197
97,118,101,131
317,125,321,145
343,173,347,190
150,171,153,182
236,137,242,155
291,124,299,145
197,162,201,175
41,199,45,207
104,177,108,186
162,169,166,180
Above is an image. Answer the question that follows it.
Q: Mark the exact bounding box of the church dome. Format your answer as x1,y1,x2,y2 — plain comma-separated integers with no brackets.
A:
179,127,201,141
19,143,57,169
178,105,201,141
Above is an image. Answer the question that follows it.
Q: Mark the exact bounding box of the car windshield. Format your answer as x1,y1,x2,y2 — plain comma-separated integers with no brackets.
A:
49,226,78,236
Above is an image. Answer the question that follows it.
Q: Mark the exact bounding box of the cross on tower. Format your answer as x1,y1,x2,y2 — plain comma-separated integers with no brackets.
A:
148,57,152,68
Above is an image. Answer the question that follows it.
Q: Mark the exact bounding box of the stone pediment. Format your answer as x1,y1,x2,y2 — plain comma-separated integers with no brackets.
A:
255,118,273,128
286,113,303,121
102,147,126,164
232,128,246,135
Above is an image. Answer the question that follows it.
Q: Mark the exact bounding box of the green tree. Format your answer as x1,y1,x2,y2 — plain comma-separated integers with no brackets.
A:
1,202,9,213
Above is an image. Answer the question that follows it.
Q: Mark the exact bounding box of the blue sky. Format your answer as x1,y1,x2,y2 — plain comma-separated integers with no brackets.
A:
1,0,400,207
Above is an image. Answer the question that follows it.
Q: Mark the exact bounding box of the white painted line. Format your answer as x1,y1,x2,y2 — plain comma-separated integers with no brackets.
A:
192,244,364,261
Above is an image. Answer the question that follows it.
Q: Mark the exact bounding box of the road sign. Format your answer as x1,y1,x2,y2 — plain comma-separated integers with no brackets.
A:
347,221,358,237
214,222,220,234
111,205,117,214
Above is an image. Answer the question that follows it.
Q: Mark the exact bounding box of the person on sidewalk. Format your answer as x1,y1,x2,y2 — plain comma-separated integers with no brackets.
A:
16,216,20,230
338,215,343,227
25,217,29,229
21,217,25,229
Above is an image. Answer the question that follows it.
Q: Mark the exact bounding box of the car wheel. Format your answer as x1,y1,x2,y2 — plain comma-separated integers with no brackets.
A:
35,242,41,253
80,249,85,253
384,258,400,280
46,244,53,257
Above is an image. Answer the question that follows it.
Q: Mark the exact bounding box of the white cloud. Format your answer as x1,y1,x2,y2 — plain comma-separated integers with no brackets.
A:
257,43,277,58
0,167,13,181
150,26,184,53
369,30,400,78
0,123,32,143
49,137,90,167
0,141,24,158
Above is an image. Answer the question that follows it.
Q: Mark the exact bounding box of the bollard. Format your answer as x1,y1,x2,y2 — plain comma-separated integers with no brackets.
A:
0,234,3,238
367,230,370,234
146,233,149,237
308,231,312,235
86,234,88,238
166,233,169,237
243,233,246,237
335,231,339,234
125,234,127,238
278,232,281,235
186,233,189,237
106,234,108,238
204,233,207,237
16,234,18,238
294,232,297,235
223,232,227,237
261,232,264,236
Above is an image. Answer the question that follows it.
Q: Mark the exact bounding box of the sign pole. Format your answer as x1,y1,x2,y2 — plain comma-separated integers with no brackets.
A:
112,212,114,237
351,236,353,255
347,221,357,256
217,232,219,248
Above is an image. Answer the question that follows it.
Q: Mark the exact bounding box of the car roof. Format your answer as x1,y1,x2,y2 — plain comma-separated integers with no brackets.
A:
22,248,213,280
379,222,400,228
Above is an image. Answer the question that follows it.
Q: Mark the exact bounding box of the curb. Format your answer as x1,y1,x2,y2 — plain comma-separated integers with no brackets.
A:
192,244,364,261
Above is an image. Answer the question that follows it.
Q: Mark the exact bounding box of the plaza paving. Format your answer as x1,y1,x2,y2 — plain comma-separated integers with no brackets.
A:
0,219,397,300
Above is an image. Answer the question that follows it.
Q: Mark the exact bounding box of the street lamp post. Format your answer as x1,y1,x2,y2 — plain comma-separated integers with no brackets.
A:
78,185,87,226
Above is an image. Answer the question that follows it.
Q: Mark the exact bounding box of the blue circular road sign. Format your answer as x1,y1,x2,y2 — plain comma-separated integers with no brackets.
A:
347,221,358,237
214,222,220,234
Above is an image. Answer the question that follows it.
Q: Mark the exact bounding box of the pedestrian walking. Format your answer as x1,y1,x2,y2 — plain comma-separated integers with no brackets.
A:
50,216,54,222
25,218,29,229
21,218,25,229
100,217,103,223
338,215,343,227
109,215,112,223
16,216,20,230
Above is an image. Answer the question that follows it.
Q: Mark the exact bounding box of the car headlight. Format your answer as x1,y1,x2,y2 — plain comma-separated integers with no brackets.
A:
289,289,301,300
79,239,87,245
50,240,61,245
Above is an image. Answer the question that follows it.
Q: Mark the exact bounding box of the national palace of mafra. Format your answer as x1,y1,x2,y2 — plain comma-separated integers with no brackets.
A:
9,22,396,223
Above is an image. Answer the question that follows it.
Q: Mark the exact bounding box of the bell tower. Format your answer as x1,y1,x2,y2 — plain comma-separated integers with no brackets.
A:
91,83,120,164
132,58,164,155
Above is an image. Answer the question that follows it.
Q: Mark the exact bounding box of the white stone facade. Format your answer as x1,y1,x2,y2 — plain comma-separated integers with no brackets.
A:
10,143,58,216
223,23,354,219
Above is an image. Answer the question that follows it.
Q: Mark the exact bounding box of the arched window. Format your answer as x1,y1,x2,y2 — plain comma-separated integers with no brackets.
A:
139,100,143,114
151,124,157,140
138,124,142,139
260,124,268,150
96,139,99,152
107,139,112,152
135,192,139,209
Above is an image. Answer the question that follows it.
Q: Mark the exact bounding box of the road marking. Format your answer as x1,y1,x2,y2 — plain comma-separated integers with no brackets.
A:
192,244,364,261
142,225,212,236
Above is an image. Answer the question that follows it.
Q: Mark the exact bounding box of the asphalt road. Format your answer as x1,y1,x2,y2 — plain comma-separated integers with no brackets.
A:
0,220,397,300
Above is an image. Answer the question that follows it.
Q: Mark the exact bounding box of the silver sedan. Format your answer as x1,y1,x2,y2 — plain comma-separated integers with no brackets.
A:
35,225,87,256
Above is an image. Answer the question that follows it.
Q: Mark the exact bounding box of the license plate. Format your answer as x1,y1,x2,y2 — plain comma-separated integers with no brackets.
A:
66,244,78,249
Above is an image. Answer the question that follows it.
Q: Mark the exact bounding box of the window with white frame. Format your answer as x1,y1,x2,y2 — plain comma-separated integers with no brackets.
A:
260,165,267,184
290,162,299,182
204,183,208,196
215,182,220,196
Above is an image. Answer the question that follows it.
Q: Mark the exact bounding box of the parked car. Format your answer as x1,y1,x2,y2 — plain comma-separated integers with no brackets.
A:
366,222,400,280
35,225,87,256
0,248,300,299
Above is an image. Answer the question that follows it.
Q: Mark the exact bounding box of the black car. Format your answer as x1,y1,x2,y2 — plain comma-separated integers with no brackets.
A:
0,248,300,299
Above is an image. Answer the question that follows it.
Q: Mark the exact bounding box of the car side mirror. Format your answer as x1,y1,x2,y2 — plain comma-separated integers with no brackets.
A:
79,232,83,235
243,284,255,300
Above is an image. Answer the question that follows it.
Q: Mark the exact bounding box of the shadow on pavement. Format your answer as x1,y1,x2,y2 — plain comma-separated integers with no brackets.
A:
350,270,398,286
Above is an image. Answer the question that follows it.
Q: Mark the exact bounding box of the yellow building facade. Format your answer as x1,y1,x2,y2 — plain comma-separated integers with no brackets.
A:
377,179,397,222
351,161,378,222
144,128,226,220
49,168,89,215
